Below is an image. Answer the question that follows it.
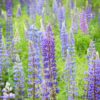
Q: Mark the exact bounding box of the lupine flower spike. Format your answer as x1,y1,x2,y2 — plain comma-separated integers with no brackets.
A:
6,0,13,55
84,41,100,100
28,25,42,99
64,29,78,100
0,26,4,94
13,54,25,99
60,21,69,59
37,0,45,15
80,10,88,34
42,25,59,100
57,5,66,29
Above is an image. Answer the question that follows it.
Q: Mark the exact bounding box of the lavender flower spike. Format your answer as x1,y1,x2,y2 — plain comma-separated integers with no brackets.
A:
64,29,78,100
13,54,25,99
37,0,45,15
0,26,4,94
57,5,66,29
28,25,42,99
60,21,69,59
80,10,88,33
42,25,59,100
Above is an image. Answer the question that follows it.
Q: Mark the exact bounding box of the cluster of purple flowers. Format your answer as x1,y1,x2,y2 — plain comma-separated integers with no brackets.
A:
80,10,89,33
13,54,25,99
28,0,37,21
16,6,22,17
28,25,42,99
6,0,13,54
42,25,59,100
37,0,45,15
0,26,3,94
6,0,12,17
85,41,100,100
64,29,78,100
60,21,69,59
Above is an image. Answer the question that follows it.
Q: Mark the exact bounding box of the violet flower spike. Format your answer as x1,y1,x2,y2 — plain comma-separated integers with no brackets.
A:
80,10,88,33
0,26,4,93
53,0,58,16
13,54,25,99
28,25,42,99
6,0,13,54
60,21,69,59
16,6,22,17
85,41,100,99
6,0,12,17
37,0,45,15
42,25,59,100
64,29,78,99
57,5,66,29
28,0,37,21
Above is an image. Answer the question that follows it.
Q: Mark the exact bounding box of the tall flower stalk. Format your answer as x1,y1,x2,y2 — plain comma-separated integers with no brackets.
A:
64,29,78,100
42,25,59,100
6,0,13,54
28,0,37,21
28,25,42,99
0,26,3,95
60,21,69,59
84,41,100,100
80,10,88,33
13,54,25,99
37,0,45,15
57,5,66,29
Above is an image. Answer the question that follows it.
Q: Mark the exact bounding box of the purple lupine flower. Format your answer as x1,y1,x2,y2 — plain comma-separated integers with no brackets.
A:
85,6,93,24
53,0,58,16
28,0,37,21
60,21,69,59
71,8,79,34
6,0,13,55
64,29,78,99
0,26,4,93
19,0,25,8
28,25,42,99
37,0,45,15
57,5,66,29
88,0,91,4
80,10,88,33
16,6,22,17
13,54,25,99
87,59,100,100
56,0,62,6
70,0,75,9
6,16,13,54
6,0,12,17
84,41,96,99
86,42,100,100
42,25,59,100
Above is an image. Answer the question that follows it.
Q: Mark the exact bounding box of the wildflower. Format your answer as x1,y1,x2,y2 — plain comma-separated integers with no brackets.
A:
6,0,12,17
28,25,42,99
0,26,4,93
28,0,37,21
64,29,78,99
57,5,66,29
13,54,25,99
80,10,88,33
60,21,69,59
6,0,13,54
37,0,44,15
42,25,59,100
16,5,22,17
